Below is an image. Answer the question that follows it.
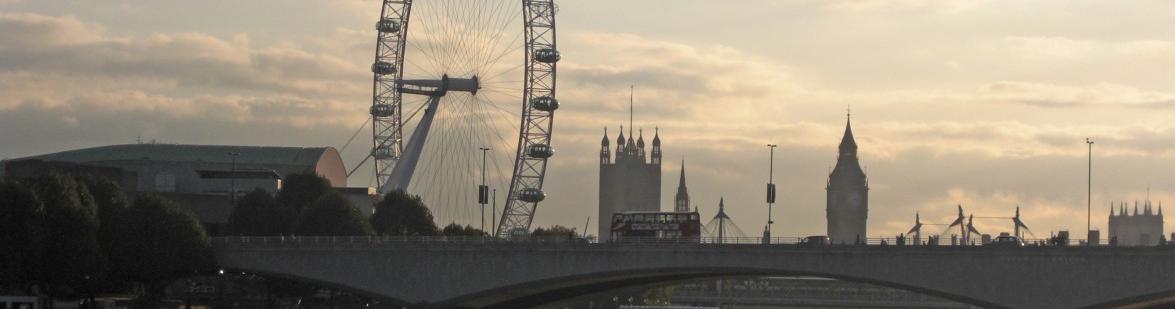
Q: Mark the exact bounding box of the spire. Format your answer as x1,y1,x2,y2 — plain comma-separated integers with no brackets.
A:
839,112,858,155
601,127,610,146
616,125,626,154
637,128,645,148
1160,203,1164,216
674,159,690,212
629,85,634,138
1134,202,1139,216
652,127,661,146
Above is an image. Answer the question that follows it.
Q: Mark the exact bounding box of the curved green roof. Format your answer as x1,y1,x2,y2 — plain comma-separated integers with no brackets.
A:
26,144,334,167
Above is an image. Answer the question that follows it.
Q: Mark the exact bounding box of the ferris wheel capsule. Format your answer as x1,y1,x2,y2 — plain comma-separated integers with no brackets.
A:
530,96,559,112
376,19,401,33
371,61,397,75
528,144,554,158
372,146,395,160
518,188,546,203
370,104,394,117
534,48,561,63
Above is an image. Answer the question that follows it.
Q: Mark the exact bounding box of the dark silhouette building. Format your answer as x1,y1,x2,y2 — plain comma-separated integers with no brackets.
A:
826,115,869,244
674,160,690,212
1109,201,1163,246
599,126,662,242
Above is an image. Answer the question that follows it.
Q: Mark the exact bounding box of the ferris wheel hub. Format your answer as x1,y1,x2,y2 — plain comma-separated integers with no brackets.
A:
399,74,480,96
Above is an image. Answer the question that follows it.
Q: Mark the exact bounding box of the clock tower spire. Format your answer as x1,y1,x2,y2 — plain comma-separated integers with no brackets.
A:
826,112,869,244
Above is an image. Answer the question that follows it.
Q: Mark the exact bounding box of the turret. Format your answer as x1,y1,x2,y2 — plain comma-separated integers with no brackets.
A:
600,128,611,165
636,129,646,161
616,126,626,159
650,127,662,165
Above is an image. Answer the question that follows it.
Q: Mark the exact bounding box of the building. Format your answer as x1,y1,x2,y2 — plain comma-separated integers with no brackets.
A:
1108,201,1164,246
599,126,662,242
826,115,869,244
0,143,374,233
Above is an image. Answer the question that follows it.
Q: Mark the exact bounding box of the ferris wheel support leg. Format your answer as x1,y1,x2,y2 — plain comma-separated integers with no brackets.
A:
383,95,442,193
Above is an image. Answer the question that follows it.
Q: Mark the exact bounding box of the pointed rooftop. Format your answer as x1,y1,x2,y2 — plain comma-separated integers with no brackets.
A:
839,113,858,155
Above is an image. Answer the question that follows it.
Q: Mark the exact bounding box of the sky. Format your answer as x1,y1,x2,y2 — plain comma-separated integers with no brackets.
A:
2,0,1175,239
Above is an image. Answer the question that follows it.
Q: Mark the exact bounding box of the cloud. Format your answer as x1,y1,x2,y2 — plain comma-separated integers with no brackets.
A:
0,12,366,98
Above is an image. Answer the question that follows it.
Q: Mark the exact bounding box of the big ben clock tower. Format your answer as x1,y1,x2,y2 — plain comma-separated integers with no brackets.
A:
826,113,869,244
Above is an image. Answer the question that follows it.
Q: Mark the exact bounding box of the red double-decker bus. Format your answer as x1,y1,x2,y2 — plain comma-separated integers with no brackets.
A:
610,211,701,243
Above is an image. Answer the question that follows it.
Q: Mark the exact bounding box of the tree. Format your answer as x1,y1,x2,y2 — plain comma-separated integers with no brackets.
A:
531,225,579,238
277,172,332,215
229,189,294,236
370,190,437,236
441,223,488,237
0,181,45,289
29,175,107,296
78,177,129,251
295,191,373,236
108,194,215,301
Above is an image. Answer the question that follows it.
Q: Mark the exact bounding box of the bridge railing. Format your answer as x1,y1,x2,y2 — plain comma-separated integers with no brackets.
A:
210,235,593,247
211,235,1072,247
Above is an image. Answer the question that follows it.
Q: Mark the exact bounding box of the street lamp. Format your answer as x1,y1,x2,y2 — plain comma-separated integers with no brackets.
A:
1086,138,1094,245
765,144,778,244
479,147,491,232
228,152,240,205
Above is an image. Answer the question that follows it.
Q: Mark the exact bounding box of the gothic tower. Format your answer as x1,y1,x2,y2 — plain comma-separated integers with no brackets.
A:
826,114,869,244
674,160,690,212
598,92,662,242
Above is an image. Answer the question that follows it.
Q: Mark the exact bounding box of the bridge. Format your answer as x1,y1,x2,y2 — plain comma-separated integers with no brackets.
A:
212,236,1175,309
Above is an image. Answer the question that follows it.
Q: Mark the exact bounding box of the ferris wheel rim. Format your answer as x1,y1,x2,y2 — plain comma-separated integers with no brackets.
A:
369,0,559,236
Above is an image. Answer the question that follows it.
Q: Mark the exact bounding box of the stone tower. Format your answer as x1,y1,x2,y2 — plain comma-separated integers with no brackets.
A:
598,126,662,242
674,160,690,212
1109,200,1164,246
826,114,869,244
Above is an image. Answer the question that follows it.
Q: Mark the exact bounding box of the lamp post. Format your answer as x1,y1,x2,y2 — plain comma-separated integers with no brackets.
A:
228,152,240,205
1086,138,1094,245
765,144,777,244
479,147,490,232
491,189,498,237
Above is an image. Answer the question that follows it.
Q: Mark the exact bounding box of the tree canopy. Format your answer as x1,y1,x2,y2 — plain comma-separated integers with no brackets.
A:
0,181,45,288
108,194,214,287
370,190,437,236
29,175,107,293
229,188,294,236
79,177,129,252
441,223,488,237
277,172,332,215
295,191,374,236
531,225,579,239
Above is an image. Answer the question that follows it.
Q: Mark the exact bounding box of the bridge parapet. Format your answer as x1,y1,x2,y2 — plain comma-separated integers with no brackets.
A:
212,237,1175,309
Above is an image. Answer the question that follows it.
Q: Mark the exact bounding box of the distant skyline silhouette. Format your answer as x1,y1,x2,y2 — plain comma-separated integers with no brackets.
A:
1,1,1174,238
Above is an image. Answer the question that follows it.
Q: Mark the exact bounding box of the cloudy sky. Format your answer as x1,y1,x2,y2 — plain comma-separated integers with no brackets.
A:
2,0,1175,239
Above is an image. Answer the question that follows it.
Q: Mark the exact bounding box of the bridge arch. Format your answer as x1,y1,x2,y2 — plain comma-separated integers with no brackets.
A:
440,266,1001,308
217,267,416,308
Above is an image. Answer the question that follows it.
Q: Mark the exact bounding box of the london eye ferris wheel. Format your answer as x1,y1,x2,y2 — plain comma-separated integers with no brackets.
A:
366,0,559,237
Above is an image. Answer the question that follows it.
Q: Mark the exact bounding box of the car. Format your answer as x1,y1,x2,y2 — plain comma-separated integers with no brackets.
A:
801,235,829,246
986,232,1024,247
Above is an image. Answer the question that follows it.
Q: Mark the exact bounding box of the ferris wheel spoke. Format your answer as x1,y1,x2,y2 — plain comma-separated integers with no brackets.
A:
476,29,525,77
